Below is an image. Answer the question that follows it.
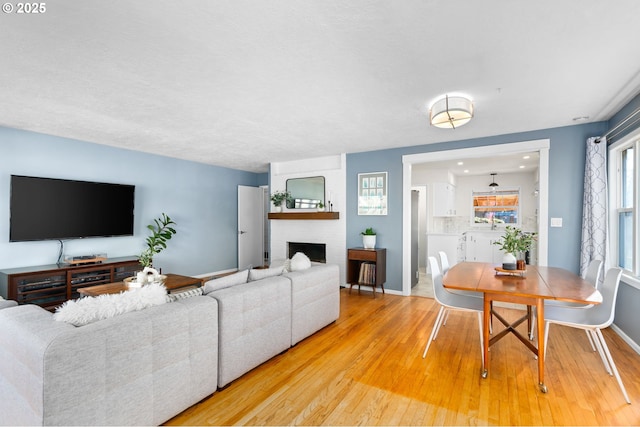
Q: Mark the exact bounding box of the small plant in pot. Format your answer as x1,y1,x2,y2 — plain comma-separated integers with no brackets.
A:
270,190,291,212
317,201,325,212
493,225,521,270
361,227,377,249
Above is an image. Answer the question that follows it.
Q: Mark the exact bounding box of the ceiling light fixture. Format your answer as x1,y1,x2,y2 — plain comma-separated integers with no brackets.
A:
489,172,499,188
429,95,474,129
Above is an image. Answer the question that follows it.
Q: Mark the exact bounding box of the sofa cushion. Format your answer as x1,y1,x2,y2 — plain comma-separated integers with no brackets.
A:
53,282,168,326
290,252,312,271
248,266,284,281
203,269,248,294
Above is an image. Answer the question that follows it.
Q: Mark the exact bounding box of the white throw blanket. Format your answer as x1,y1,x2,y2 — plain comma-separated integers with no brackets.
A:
53,282,168,326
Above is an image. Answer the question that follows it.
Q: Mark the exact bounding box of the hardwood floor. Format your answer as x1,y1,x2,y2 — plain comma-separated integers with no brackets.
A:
165,289,640,426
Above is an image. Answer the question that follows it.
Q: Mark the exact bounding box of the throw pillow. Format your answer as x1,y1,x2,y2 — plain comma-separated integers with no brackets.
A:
248,266,284,281
53,282,168,327
203,269,248,294
290,252,312,271
167,286,204,302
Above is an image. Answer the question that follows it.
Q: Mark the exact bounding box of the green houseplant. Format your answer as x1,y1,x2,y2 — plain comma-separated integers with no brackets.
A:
139,213,177,268
494,225,521,270
494,226,536,270
270,190,291,212
361,227,377,249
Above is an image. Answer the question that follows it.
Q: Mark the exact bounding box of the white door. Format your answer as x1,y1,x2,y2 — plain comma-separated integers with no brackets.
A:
238,185,264,269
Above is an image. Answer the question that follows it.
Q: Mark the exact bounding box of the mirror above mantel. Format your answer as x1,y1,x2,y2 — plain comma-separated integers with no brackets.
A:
286,176,325,209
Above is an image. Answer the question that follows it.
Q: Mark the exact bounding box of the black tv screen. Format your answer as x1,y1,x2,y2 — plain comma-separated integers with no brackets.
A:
10,175,135,242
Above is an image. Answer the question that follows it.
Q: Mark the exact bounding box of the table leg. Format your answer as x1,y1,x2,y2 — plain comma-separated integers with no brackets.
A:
535,298,548,393
482,296,491,378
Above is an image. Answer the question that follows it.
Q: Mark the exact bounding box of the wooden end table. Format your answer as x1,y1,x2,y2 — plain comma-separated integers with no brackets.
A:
77,273,203,297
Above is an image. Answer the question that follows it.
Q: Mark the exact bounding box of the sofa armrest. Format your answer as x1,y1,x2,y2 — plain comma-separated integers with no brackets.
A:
0,304,76,425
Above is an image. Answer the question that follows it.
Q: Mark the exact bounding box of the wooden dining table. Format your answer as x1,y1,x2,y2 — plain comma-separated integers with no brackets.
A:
443,262,602,393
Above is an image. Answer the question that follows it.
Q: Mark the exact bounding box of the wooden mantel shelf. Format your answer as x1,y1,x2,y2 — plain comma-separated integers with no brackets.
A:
268,212,340,220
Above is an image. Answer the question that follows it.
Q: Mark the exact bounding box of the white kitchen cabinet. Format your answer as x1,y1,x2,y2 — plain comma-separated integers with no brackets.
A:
464,231,503,263
433,182,456,217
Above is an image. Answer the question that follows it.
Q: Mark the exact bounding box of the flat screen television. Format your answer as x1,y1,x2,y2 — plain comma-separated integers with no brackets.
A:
10,175,135,242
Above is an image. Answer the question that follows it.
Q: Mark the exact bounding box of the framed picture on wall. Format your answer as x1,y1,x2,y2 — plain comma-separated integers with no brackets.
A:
358,172,387,215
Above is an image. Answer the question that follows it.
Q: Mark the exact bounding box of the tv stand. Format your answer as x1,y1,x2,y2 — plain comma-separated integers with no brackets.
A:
0,256,139,311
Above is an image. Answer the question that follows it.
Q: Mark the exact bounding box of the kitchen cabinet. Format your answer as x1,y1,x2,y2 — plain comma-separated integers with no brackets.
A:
464,232,503,263
433,182,456,217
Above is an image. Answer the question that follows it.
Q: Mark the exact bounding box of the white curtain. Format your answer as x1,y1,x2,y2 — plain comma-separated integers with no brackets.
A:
580,136,609,280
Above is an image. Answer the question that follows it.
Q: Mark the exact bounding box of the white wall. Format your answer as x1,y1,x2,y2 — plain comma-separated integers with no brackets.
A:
270,154,347,283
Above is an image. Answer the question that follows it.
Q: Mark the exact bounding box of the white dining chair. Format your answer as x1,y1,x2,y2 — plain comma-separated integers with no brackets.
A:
543,267,630,404
438,251,450,274
422,256,485,367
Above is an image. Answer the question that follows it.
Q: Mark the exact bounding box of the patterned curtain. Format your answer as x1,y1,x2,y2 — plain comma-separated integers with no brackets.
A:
580,136,609,280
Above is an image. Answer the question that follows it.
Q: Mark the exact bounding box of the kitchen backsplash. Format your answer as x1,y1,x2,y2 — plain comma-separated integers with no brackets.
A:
434,215,538,234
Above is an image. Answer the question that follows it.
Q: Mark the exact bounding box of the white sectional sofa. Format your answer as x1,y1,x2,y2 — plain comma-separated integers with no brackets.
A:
0,262,340,426
206,263,340,388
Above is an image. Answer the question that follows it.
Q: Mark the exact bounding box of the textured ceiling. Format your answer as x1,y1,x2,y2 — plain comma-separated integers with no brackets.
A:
2,1,640,172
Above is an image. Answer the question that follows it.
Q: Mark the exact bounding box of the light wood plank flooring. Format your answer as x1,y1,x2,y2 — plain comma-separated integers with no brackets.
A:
165,289,640,426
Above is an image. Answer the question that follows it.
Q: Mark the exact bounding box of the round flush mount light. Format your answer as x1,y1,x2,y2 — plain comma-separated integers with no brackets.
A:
430,95,474,129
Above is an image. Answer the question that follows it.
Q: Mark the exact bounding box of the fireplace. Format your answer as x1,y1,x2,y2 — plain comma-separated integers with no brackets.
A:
288,242,326,263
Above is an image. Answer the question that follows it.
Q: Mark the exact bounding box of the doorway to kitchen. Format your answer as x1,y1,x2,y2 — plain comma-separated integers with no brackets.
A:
401,139,550,296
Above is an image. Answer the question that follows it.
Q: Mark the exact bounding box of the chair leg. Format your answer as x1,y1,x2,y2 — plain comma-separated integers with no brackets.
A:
590,328,613,375
442,308,450,326
423,306,445,358
543,321,550,360
585,329,596,352
477,312,484,369
594,328,631,404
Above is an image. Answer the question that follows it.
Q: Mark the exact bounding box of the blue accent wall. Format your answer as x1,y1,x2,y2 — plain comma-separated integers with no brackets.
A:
0,126,266,275
347,122,608,291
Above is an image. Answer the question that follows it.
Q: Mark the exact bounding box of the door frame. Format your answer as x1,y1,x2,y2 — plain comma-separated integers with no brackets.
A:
401,139,550,296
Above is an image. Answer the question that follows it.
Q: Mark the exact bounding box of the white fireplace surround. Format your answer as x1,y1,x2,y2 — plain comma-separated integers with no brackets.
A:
270,154,346,283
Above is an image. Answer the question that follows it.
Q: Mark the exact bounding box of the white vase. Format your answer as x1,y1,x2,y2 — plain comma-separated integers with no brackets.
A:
273,205,282,213
362,235,376,249
502,252,517,270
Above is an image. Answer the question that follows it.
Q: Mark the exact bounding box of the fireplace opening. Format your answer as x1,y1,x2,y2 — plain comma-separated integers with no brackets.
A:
288,242,326,263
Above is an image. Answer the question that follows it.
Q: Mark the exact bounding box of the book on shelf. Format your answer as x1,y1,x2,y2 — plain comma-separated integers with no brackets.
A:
358,262,376,285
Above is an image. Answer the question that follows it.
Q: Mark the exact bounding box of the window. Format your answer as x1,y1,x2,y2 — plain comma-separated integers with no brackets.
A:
611,136,639,275
472,189,520,226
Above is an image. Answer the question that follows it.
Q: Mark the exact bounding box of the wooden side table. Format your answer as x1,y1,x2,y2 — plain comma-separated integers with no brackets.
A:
347,248,387,297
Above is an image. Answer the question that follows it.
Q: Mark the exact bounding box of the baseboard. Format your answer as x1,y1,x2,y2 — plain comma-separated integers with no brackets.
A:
611,323,640,356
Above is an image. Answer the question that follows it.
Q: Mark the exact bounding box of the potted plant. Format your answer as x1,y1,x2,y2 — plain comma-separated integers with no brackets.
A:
493,225,520,270
270,190,291,212
139,213,177,268
361,227,377,249
516,230,537,269
317,201,325,212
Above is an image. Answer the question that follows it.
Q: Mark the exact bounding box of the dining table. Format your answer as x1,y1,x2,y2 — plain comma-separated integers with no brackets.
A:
443,261,602,393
